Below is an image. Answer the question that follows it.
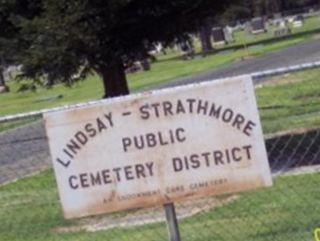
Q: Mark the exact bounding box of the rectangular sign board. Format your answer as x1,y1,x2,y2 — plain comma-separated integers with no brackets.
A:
44,76,272,219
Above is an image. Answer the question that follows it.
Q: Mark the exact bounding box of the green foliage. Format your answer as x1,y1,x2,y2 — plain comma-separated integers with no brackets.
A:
0,0,41,64
5,0,233,88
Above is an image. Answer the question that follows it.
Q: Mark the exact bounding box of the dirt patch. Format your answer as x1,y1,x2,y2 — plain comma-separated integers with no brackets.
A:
234,55,256,62
274,164,320,177
256,73,303,88
53,195,238,233
312,34,320,40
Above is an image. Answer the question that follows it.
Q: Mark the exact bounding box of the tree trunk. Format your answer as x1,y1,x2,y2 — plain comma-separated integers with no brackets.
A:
100,60,129,99
0,66,10,93
199,24,213,53
252,0,263,17
0,68,5,86
0,57,5,86
270,0,281,13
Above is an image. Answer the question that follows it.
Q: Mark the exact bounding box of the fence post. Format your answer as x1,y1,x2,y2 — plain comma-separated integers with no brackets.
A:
164,203,181,241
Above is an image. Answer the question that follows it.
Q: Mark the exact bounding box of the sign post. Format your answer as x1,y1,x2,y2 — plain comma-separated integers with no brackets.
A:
164,203,181,241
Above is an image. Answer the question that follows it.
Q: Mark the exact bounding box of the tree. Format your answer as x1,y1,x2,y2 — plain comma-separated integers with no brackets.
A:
0,1,16,90
281,0,319,11
219,4,251,25
9,0,233,98
199,18,214,54
0,0,41,91
0,65,5,87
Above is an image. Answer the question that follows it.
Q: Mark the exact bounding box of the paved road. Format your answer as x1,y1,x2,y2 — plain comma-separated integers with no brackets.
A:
1,39,320,184
152,39,320,89
0,121,50,184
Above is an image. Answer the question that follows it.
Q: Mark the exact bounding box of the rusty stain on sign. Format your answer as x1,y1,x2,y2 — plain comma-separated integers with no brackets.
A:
44,75,272,219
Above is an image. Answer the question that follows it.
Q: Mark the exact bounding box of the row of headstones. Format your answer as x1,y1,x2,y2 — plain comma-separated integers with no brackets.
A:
211,14,306,45
251,15,304,34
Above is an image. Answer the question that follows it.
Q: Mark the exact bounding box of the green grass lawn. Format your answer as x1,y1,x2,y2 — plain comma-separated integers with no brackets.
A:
0,31,317,118
1,169,319,241
257,68,320,133
223,14,320,49
0,117,39,133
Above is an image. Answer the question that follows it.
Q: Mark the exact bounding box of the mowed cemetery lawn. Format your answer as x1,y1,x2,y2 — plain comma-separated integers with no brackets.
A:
1,169,320,241
0,31,317,117
256,68,320,133
229,14,320,48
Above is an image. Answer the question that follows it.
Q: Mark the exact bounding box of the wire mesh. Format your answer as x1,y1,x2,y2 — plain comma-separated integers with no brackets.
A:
0,67,320,241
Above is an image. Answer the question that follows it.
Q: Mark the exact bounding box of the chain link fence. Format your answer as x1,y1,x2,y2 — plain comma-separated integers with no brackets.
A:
1,65,320,241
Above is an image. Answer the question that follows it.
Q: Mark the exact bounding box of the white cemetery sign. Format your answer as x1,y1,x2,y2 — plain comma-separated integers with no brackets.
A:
44,75,272,219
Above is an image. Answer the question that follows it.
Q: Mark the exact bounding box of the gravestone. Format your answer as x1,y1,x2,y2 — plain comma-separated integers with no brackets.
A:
224,26,234,43
295,15,304,22
273,16,285,27
273,13,282,20
274,27,291,37
0,86,9,93
251,17,266,34
274,19,291,37
280,19,288,28
179,40,194,60
293,15,304,28
212,27,226,45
